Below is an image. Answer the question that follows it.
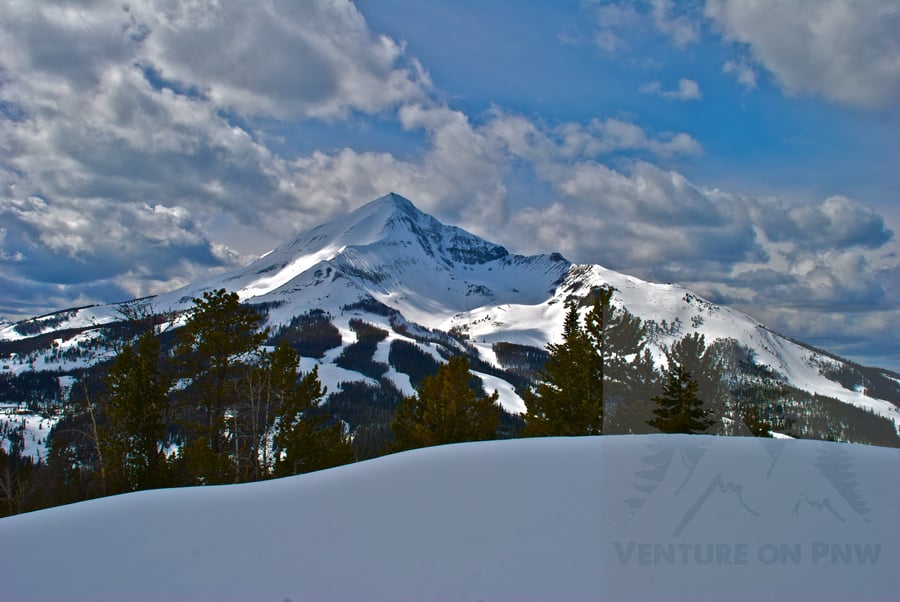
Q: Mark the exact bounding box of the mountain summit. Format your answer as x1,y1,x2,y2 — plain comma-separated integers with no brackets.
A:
155,193,570,328
286,192,511,266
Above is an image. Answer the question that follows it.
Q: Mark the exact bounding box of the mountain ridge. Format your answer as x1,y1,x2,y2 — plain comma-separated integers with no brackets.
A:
1,193,899,455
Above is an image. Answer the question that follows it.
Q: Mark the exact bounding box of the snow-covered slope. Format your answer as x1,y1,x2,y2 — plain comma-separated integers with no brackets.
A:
149,193,569,325
2,193,899,435
1,435,896,601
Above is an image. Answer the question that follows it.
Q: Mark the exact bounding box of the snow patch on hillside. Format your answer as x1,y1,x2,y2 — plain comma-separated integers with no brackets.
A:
236,245,345,300
0,404,57,461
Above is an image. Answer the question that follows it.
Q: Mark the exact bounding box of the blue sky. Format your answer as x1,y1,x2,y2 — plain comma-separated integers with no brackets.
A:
1,0,898,370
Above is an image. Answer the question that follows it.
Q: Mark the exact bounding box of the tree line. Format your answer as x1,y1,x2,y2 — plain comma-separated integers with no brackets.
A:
1,285,862,517
1,289,354,514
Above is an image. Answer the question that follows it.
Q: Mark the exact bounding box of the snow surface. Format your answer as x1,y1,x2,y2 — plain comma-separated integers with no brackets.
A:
1,434,896,601
0,404,57,461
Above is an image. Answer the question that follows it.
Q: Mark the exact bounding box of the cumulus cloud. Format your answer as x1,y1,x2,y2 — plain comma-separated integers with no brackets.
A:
640,78,703,101
499,158,896,326
486,112,702,164
510,161,762,273
754,195,893,251
0,196,240,287
134,0,429,119
278,107,703,235
706,0,900,110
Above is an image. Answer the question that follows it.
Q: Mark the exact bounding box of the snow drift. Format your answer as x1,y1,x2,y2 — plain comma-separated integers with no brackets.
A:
2,434,897,601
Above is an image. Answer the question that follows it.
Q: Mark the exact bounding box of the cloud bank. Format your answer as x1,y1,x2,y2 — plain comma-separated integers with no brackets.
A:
706,0,900,110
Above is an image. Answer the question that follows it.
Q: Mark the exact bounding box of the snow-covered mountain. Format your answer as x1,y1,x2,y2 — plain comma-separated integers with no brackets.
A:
2,193,899,452
2,435,897,601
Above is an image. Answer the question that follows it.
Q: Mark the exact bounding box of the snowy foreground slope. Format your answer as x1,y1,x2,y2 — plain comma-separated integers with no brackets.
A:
2,434,897,602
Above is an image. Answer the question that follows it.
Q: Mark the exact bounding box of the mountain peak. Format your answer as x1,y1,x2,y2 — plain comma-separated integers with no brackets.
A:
368,192,417,214
290,193,510,268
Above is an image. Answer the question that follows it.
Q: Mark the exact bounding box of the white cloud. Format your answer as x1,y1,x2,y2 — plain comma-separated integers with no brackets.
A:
586,1,700,51
513,161,760,270
754,195,893,251
485,113,702,163
649,0,701,47
501,159,896,319
0,195,241,291
587,2,642,54
135,0,429,119
587,1,900,109
722,59,757,89
278,106,704,237
641,78,703,101
706,0,900,110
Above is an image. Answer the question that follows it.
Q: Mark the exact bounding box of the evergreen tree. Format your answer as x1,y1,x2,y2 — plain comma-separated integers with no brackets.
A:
0,443,39,517
648,364,713,434
667,333,723,404
741,403,773,437
524,302,603,436
587,288,655,405
269,342,354,476
664,332,732,433
525,287,656,436
102,331,170,491
391,356,500,451
172,288,267,484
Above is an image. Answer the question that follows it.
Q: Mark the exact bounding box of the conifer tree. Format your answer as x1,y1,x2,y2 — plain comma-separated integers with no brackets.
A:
269,342,354,476
741,403,773,437
666,333,723,405
587,288,654,403
648,364,713,434
525,287,655,436
391,356,500,451
524,302,603,436
663,332,731,433
102,331,169,491
172,288,267,484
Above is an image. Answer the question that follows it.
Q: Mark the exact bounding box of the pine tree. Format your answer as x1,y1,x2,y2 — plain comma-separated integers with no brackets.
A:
391,356,500,451
524,302,603,436
587,288,654,404
741,403,773,437
102,331,170,492
662,332,733,433
172,288,267,484
667,334,723,404
269,342,354,476
648,364,713,434
525,287,655,436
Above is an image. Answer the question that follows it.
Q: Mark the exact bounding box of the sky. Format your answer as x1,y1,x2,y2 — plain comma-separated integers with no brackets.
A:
1,0,898,370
